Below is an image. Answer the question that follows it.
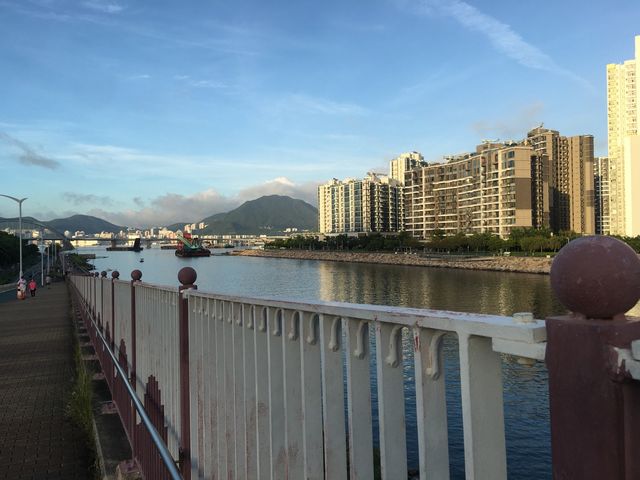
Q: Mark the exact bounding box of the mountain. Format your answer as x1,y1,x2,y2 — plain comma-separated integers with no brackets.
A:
46,214,123,234
165,222,193,232
200,195,317,234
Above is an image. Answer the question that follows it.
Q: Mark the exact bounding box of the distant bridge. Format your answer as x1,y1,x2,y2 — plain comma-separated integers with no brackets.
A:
0,218,73,249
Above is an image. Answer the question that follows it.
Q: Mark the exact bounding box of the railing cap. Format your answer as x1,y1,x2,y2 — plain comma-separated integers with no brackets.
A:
131,269,142,281
178,267,197,288
111,271,120,279
101,270,107,278
550,236,640,320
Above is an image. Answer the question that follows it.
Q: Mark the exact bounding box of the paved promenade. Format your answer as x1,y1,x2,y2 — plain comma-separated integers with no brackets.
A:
0,282,91,479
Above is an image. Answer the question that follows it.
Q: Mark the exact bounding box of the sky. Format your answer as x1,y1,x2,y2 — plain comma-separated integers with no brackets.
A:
0,0,638,227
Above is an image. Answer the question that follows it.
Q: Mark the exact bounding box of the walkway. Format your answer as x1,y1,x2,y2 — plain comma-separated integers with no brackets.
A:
0,282,91,479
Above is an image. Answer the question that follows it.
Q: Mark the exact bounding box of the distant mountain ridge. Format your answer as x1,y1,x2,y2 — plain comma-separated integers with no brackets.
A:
200,195,317,234
0,214,123,234
0,195,317,235
46,214,123,234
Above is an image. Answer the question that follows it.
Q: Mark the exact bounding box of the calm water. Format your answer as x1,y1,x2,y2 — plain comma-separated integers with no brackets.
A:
83,247,640,479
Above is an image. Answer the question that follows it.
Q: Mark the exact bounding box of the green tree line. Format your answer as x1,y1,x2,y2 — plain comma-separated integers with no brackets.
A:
267,228,640,255
0,232,40,283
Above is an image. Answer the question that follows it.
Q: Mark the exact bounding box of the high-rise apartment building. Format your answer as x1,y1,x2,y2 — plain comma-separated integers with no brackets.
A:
318,173,402,234
389,152,424,185
594,157,610,234
607,35,640,236
404,143,547,239
526,127,595,234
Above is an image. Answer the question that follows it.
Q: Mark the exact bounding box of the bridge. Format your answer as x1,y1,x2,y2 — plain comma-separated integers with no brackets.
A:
0,218,73,250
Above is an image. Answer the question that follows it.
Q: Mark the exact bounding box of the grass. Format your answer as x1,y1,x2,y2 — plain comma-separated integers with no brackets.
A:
66,310,101,478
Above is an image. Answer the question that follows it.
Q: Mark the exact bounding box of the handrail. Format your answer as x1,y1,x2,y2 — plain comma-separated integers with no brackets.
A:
88,298,182,480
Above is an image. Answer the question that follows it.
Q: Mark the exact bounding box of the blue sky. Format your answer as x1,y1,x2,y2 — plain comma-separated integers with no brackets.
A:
0,0,638,226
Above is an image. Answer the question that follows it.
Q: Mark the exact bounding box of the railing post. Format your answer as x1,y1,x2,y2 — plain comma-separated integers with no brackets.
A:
178,267,197,480
547,236,640,479
101,271,107,329
130,269,142,453
111,271,119,351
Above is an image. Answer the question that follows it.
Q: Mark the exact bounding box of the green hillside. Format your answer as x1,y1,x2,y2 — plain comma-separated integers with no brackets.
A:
200,195,317,234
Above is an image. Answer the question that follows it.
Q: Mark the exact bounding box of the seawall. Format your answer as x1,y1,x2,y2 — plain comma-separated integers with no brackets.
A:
232,249,552,274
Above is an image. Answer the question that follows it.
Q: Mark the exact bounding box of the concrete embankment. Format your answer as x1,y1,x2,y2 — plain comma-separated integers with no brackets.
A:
233,249,553,274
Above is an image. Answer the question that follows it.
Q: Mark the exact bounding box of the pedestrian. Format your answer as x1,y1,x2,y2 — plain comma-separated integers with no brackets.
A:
45,275,51,289
17,276,26,300
28,278,37,297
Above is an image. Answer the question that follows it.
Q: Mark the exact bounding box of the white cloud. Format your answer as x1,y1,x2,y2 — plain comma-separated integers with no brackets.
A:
471,101,545,139
0,131,60,169
127,74,151,80
411,0,592,89
62,192,114,206
285,94,367,116
82,1,124,14
80,178,320,228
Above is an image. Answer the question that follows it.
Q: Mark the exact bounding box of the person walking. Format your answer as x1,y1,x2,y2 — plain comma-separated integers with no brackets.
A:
45,275,51,289
17,276,26,300
28,278,37,297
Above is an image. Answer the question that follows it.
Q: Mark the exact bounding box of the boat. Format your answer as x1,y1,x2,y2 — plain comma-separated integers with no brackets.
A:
139,258,144,263
174,232,211,257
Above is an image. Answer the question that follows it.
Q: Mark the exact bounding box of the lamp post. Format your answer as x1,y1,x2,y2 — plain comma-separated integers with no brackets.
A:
0,194,28,278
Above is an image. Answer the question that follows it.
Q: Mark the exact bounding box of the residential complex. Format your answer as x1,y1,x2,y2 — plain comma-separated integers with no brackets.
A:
607,35,640,236
317,173,402,234
316,36,640,240
404,143,545,238
319,126,597,239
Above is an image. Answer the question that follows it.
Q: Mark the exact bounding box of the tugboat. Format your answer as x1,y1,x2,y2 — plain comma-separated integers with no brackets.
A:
175,232,211,257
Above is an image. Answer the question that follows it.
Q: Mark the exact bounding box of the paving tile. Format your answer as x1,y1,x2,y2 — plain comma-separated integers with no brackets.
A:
0,283,92,478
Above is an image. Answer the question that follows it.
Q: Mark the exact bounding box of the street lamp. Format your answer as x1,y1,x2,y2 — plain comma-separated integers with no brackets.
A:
0,194,28,278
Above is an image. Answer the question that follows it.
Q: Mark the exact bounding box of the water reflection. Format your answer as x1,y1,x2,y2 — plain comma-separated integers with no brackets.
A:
316,261,566,318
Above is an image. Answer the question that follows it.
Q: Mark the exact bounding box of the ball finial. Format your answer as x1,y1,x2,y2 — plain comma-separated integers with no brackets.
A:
131,269,142,281
178,267,197,286
101,271,107,278
550,236,640,319
111,271,120,279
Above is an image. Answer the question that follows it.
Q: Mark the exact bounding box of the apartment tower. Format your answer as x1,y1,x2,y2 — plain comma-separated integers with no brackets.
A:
594,157,610,234
404,143,548,239
389,151,424,185
317,173,402,234
607,35,640,236
526,127,595,234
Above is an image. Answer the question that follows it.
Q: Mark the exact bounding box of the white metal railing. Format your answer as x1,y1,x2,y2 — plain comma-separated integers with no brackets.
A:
184,289,546,480
69,273,547,480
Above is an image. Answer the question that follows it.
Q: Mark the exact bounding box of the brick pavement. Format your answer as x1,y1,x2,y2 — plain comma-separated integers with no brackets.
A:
0,282,92,479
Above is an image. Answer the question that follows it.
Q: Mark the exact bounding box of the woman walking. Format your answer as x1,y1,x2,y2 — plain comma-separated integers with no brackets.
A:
28,278,37,297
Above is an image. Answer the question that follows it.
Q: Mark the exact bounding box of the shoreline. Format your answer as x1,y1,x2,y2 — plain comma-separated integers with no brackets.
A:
232,249,552,274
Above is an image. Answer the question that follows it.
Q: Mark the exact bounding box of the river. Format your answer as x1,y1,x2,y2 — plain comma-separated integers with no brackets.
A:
82,247,639,479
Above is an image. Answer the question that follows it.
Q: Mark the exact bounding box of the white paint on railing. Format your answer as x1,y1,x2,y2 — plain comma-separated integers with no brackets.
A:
414,327,450,479
113,280,132,364
134,283,181,458
459,333,507,480
345,319,374,480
